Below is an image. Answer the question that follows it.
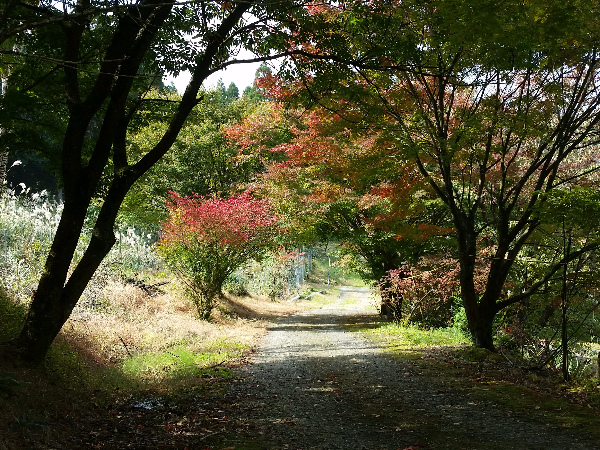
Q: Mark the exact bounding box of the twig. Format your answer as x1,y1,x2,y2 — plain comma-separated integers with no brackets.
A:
203,359,228,370
497,346,517,367
118,335,133,357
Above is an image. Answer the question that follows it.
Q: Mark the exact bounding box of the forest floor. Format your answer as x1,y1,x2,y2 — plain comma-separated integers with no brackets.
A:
1,282,600,449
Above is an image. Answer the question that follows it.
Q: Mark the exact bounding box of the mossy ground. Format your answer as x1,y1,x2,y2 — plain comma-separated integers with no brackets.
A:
354,320,600,442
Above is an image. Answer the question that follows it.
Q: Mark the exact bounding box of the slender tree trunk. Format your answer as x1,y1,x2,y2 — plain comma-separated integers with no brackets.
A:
376,257,403,321
0,150,7,196
561,229,571,381
561,282,569,381
15,173,134,361
378,277,396,320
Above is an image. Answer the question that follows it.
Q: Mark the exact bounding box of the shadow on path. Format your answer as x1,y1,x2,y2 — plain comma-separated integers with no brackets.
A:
224,288,597,450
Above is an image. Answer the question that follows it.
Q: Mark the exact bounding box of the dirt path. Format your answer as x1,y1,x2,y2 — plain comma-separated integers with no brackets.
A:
223,287,598,450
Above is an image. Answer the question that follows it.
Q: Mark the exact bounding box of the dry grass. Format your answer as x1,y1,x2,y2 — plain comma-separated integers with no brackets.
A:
0,277,307,450
61,278,304,364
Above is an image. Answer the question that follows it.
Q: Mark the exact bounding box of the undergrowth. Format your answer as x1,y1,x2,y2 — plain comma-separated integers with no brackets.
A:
121,339,250,386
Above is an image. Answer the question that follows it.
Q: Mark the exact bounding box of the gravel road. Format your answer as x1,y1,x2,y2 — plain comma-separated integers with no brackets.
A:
225,287,599,450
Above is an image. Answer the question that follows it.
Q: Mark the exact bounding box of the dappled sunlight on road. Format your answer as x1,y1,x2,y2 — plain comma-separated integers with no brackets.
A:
225,287,598,450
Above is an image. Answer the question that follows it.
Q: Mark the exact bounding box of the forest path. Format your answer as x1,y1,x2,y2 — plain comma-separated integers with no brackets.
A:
223,287,598,450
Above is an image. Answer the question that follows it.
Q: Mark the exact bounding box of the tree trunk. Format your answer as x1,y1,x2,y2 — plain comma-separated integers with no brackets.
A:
561,293,569,381
453,211,503,351
15,197,92,361
469,307,496,350
1,53,11,196
15,174,136,361
379,278,400,321
458,274,496,351
365,249,403,320
560,230,571,381
379,271,406,322
0,150,7,196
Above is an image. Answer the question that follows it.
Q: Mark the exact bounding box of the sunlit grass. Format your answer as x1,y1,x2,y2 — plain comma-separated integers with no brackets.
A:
121,345,239,384
364,322,470,348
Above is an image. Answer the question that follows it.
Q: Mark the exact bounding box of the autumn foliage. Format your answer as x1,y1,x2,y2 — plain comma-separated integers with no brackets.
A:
380,255,483,328
157,190,280,319
250,1,600,352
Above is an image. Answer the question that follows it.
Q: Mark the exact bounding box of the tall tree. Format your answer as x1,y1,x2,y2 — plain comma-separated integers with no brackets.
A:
272,0,600,348
225,82,240,102
0,0,318,362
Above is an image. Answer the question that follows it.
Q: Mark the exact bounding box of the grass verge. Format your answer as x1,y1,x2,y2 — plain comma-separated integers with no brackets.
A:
353,321,600,442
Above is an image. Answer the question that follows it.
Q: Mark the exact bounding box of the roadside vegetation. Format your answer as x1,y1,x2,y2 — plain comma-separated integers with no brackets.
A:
0,186,359,448
3,1,600,448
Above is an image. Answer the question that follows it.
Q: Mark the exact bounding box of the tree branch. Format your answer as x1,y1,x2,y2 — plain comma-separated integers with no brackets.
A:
497,242,600,310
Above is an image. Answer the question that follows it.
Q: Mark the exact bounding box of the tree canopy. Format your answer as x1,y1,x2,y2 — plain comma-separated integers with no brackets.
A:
242,0,600,349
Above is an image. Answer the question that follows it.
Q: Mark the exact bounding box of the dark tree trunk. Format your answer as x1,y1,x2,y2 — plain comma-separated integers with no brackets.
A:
379,270,406,322
452,209,507,351
459,262,508,351
560,232,571,381
10,0,257,363
15,198,92,361
468,304,496,350
13,1,173,362
458,272,497,351
15,174,134,361
561,292,569,381
379,277,398,321
452,209,496,349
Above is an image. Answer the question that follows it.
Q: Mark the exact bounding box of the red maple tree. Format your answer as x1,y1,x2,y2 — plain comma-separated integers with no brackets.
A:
157,190,281,318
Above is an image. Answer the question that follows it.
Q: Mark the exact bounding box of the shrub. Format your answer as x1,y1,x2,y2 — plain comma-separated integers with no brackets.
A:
156,190,281,319
380,255,460,327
